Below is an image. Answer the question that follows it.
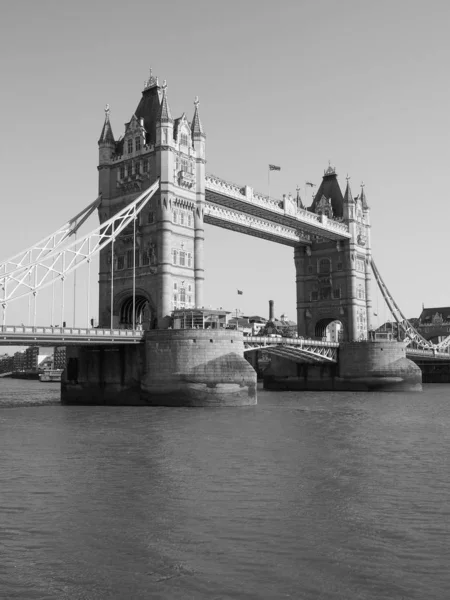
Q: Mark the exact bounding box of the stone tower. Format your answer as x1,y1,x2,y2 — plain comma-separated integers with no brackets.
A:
97,70,206,329
294,165,372,341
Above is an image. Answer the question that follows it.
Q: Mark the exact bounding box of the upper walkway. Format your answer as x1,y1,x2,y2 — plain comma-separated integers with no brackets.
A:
205,174,351,246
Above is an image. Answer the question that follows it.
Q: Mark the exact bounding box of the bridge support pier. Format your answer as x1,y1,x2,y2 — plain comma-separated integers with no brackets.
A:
263,340,422,392
61,330,257,406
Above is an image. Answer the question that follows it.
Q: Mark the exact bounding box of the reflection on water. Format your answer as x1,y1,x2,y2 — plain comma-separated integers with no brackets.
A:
1,379,449,599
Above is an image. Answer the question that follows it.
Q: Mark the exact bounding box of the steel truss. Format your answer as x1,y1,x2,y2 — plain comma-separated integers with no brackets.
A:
244,337,338,362
371,259,450,351
0,180,159,315
0,197,101,279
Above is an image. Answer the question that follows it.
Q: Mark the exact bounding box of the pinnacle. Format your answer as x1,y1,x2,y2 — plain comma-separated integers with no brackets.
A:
98,104,115,145
191,96,205,136
157,80,173,123
360,184,369,210
343,176,353,204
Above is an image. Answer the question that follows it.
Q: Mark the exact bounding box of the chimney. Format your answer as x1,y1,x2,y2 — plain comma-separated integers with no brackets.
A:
269,300,274,321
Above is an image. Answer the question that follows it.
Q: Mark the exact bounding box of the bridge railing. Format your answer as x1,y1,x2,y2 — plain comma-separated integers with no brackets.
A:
205,174,350,236
244,336,340,348
0,325,144,339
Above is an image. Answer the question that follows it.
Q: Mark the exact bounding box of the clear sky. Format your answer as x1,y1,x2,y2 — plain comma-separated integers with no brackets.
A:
1,0,449,337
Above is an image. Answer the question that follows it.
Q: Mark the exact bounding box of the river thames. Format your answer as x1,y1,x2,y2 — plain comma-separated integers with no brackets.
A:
1,378,449,599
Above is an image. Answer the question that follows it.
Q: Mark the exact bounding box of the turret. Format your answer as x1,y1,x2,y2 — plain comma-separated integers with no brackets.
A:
343,175,355,221
191,96,205,160
156,80,173,147
98,104,115,165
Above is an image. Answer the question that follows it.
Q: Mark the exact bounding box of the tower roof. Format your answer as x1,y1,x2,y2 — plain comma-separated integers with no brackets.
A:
360,184,369,210
98,104,115,145
191,96,205,137
309,164,344,217
134,68,163,145
157,81,173,123
343,176,353,204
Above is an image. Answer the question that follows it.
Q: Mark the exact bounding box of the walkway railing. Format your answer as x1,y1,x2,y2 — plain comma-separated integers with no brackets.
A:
0,325,144,345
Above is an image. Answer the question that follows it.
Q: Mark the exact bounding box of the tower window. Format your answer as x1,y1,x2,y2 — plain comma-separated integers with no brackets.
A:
127,139,133,154
179,288,186,304
126,163,132,177
119,165,125,179
181,158,188,172
188,214,192,227
172,249,178,265
117,256,125,270
187,253,192,267
147,211,154,224
173,282,178,291
135,161,140,175
126,249,133,268
180,212,185,226
173,210,178,224
142,251,149,266
337,262,343,271
143,159,148,173
180,133,188,147
311,291,318,301
135,137,141,152
333,288,341,299
307,265,313,274
319,258,331,274
179,251,186,266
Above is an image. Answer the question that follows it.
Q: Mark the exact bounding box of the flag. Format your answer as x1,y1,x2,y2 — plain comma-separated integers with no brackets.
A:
237,290,243,295
269,164,281,171
306,181,315,187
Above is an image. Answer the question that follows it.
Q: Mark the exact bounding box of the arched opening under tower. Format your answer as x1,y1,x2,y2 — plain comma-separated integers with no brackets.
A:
119,295,153,330
315,318,345,342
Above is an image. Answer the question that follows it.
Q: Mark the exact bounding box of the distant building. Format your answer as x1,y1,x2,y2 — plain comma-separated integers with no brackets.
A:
54,347,67,369
417,306,450,343
24,347,40,372
13,351,26,372
325,320,343,342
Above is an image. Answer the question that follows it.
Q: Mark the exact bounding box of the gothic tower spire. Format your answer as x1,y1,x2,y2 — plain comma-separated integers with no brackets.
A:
191,96,205,138
360,182,369,210
157,80,173,123
98,104,115,146
343,174,353,204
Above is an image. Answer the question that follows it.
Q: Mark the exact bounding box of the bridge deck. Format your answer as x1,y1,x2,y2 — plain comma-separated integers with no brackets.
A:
0,325,143,346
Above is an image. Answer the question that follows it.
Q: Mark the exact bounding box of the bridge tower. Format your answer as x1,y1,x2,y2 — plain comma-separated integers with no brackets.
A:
295,166,372,341
97,70,206,329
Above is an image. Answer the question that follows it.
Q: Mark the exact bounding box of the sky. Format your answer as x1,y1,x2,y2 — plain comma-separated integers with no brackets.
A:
1,0,450,345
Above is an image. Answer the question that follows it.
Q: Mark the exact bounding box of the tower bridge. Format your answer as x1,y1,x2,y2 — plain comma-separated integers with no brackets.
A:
1,68,449,404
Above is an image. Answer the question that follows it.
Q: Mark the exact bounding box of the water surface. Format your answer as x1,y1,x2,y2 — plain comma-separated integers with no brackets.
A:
1,379,449,599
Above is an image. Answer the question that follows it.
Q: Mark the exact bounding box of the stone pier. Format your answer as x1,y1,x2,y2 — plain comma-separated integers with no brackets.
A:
61,329,257,406
263,340,422,392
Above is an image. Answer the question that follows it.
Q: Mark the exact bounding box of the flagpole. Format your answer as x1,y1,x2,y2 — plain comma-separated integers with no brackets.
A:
268,167,270,201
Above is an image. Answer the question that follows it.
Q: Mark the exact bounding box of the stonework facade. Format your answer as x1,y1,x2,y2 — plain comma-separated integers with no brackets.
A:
97,71,206,329
295,167,372,341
